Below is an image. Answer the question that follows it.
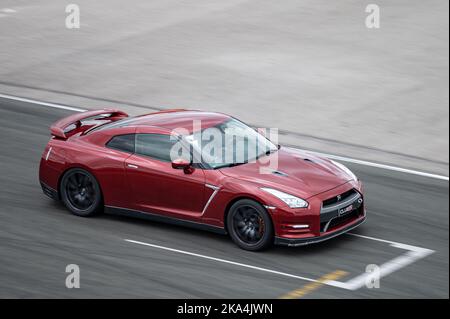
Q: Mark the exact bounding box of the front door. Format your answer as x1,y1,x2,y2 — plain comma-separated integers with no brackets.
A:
125,133,206,220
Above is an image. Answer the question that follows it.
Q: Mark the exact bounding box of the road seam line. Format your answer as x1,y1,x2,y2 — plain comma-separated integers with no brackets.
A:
1,92,448,181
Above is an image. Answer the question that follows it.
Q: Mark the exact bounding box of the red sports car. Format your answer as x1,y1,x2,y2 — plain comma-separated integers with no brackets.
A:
39,109,366,251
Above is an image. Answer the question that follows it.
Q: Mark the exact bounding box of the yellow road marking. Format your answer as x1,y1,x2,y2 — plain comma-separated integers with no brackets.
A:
279,270,348,299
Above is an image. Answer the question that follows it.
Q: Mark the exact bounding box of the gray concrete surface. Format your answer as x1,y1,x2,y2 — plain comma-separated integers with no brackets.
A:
0,0,448,175
0,98,448,298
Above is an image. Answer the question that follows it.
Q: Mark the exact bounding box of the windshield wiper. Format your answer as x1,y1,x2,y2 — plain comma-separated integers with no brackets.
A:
253,148,278,161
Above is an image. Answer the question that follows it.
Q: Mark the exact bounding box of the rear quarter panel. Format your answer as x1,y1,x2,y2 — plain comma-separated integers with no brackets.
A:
40,132,133,208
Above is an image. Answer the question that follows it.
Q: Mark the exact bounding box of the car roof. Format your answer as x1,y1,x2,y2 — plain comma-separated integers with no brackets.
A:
93,109,231,134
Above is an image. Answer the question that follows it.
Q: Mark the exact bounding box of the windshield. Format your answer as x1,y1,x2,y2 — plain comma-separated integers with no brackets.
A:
184,119,278,169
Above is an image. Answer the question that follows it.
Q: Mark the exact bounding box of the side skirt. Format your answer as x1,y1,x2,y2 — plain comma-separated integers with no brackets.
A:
40,181,59,200
105,206,227,235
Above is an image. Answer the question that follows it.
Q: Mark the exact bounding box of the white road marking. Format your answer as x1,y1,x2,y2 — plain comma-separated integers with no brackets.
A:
125,234,435,291
0,93,86,112
306,150,449,182
0,8,17,18
0,92,448,181
124,239,321,284
326,233,435,290
1,8,17,13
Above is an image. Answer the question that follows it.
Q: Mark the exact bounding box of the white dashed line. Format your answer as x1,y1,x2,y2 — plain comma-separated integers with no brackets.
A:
1,8,17,13
0,8,17,18
0,93,86,112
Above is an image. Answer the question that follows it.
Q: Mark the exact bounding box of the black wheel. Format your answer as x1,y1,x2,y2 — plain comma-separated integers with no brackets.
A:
60,168,102,217
227,199,274,251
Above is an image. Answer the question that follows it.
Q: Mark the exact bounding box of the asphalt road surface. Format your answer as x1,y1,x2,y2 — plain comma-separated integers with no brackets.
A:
0,97,448,298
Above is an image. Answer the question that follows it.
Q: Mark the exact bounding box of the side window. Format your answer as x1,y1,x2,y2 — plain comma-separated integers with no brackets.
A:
136,134,179,162
106,134,135,153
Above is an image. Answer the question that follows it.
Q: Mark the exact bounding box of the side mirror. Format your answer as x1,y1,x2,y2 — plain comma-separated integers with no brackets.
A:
171,158,194,174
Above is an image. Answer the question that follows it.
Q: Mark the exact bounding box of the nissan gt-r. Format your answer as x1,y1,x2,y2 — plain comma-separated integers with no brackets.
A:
39,109,366,251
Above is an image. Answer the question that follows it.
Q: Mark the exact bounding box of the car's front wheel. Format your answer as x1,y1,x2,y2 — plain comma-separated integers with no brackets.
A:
227,199,274,251
60,168,102,217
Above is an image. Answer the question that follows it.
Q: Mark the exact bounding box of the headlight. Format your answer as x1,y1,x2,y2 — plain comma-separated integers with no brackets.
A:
331,160,358,181
260,188,309,208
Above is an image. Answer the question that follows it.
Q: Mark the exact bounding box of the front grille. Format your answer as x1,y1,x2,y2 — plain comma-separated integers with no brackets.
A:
322,188,358,208
320,188,364,233
320,206,363,232
320,208,361,232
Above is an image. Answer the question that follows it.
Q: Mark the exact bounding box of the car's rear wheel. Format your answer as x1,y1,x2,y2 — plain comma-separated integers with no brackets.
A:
60,168,102,217
227,199,274,251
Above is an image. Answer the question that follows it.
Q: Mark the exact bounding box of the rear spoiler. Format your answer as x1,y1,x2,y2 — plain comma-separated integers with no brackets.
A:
50,109,128,140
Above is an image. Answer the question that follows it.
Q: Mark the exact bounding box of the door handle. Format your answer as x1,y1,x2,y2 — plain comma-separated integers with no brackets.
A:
127,164,139,169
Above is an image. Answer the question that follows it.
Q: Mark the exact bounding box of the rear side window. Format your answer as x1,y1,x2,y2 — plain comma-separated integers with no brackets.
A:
136,134,178,162
106,134,135,153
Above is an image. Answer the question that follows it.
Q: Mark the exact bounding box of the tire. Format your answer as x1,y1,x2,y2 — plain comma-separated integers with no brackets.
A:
227,199,274,251
60,168,102,217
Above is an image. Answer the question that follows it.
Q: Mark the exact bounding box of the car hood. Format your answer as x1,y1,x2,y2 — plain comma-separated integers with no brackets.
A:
219,147,352,199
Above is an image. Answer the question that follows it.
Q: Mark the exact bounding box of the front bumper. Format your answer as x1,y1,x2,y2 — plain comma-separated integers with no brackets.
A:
274,214,366,246
268,180,366,246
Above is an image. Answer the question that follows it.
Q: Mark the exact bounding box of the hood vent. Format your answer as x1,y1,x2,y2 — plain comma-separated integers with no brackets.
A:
271,170,289,177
